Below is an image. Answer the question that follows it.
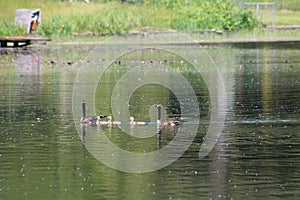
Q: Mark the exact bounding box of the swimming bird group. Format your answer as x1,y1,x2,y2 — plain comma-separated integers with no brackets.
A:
80,104,185,127
80,115,120,126
80,115,106,125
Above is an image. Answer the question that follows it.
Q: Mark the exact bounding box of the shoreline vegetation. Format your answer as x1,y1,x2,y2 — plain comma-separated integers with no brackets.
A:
0,0,300,42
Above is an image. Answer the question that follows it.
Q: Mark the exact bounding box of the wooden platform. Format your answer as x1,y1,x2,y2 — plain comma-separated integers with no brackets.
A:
0,37,51,48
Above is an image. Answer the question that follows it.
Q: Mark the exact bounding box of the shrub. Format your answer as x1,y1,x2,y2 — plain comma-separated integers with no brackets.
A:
171,1,259,31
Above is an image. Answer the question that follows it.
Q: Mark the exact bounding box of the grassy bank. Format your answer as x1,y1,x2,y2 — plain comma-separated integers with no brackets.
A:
1,1,257,37
0,0,299,41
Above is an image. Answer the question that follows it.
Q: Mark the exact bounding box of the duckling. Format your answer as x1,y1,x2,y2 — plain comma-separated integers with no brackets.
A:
156,104,185,127
98,116,121,125
129,117,146,125
109,116,122,125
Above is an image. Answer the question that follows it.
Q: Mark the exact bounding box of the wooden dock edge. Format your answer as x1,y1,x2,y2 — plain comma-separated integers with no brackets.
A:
0,37,51,48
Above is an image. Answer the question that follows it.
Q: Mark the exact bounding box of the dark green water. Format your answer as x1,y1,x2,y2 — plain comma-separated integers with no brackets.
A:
0,41,300,199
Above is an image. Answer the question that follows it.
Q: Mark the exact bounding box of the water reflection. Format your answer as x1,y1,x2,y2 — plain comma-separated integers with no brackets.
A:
234,46,300,120
16,53,42,76
0,41,299,199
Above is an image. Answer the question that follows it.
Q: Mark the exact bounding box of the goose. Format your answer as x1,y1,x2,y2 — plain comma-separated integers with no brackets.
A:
129,117,146,125
156,104,185,126
81,115,107,124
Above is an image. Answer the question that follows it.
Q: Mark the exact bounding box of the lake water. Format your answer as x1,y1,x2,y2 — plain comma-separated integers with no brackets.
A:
0,38,300,199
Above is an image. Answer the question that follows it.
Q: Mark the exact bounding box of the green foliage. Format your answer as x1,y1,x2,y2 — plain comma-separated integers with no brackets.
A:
147,0,187,9
0,0,260,38
0,20,27,36
39,7,144,37
171,1,259,31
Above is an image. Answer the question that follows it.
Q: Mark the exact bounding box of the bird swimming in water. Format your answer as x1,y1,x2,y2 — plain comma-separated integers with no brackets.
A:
129,117,146,125
98,116,121,126
156,104,185,126
81,115,107,124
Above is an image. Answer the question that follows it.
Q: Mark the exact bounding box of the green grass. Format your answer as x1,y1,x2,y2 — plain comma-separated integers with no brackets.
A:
0,0,172,37
1,0,111,20
0,0,299,41
1,1,260,37
244,8,300,26
275,10,300,25
39,9,145,36
0,20,27,36
244,0,300,10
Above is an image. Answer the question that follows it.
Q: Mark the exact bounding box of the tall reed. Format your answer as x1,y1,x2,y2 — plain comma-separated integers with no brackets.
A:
39,8,145,36
0,20,27,36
